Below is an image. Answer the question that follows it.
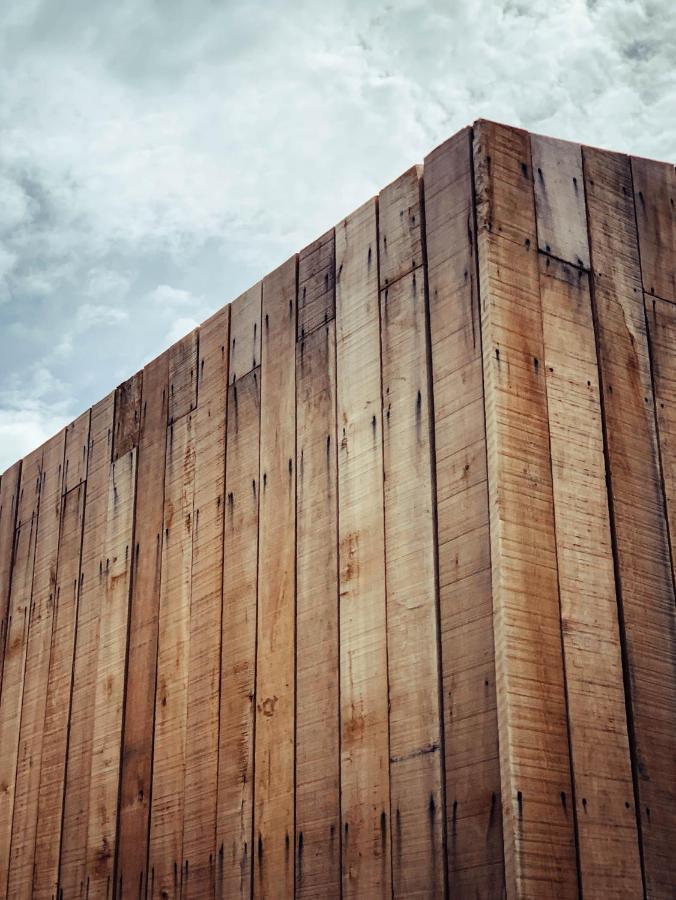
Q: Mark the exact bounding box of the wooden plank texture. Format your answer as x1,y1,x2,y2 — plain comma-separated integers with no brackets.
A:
631,155,675,302
531,133,590,268
379,169,445,899
474,120,578,899
149,412,195,900
215,269,263,900
253,257,297,900
0,517,37,900
84,447,136,898
646,296,676,583
297,229,336,338
169,330,198,424
295,321,340,899
216,365,260,900
7,430,64,900
335,198,392,900
32,481,86,900
584,144,676,899
62,409,91,493
379,165,424,286
113,372,143,462
424,127,504,897
116,350,169,900
59,393,115,898
182,307,229,898
538,255,642,897
0,461,21,688
15,446,42,528
229,284,261,383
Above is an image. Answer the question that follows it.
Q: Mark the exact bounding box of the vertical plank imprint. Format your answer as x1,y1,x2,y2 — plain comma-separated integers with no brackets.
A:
295,319,340,899
116,350,169,899
631,155,675,303
8,430,65,899
182,307,229,898
62,410,91,494
424,127,505,897
0,461,22,690
32,482,86,899
473,120,578,898
253,257,297,900
169,331,198,425
149,413,195,900
59,394,115,897
216,283,262,900
84,447,137,897
539,255,642,896
216,366,260,899
113,372,143,462
0,509,38,900
379,168,445,898
646,296,676,583
584,145,676,898
336,198,392,900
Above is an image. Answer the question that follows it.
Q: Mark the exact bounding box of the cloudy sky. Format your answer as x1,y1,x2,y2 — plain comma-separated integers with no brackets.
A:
1,0,674,470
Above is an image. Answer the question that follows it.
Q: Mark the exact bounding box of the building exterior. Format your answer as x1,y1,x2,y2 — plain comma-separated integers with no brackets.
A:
0,120,674,899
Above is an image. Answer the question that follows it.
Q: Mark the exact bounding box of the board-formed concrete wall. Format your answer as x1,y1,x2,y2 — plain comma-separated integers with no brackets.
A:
0,120,674,899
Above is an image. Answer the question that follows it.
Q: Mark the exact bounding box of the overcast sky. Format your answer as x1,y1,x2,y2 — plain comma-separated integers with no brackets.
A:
1,0,674,470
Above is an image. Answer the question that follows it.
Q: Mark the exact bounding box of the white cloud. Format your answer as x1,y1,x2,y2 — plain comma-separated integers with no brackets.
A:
85,267,131,300
0,407,70,468
47,302,128,363
165,316,200,346
0,175,32,232
148,284,195,307
0,245,17,304
0,363,73,466
75,303,128,329
0,0,674,470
